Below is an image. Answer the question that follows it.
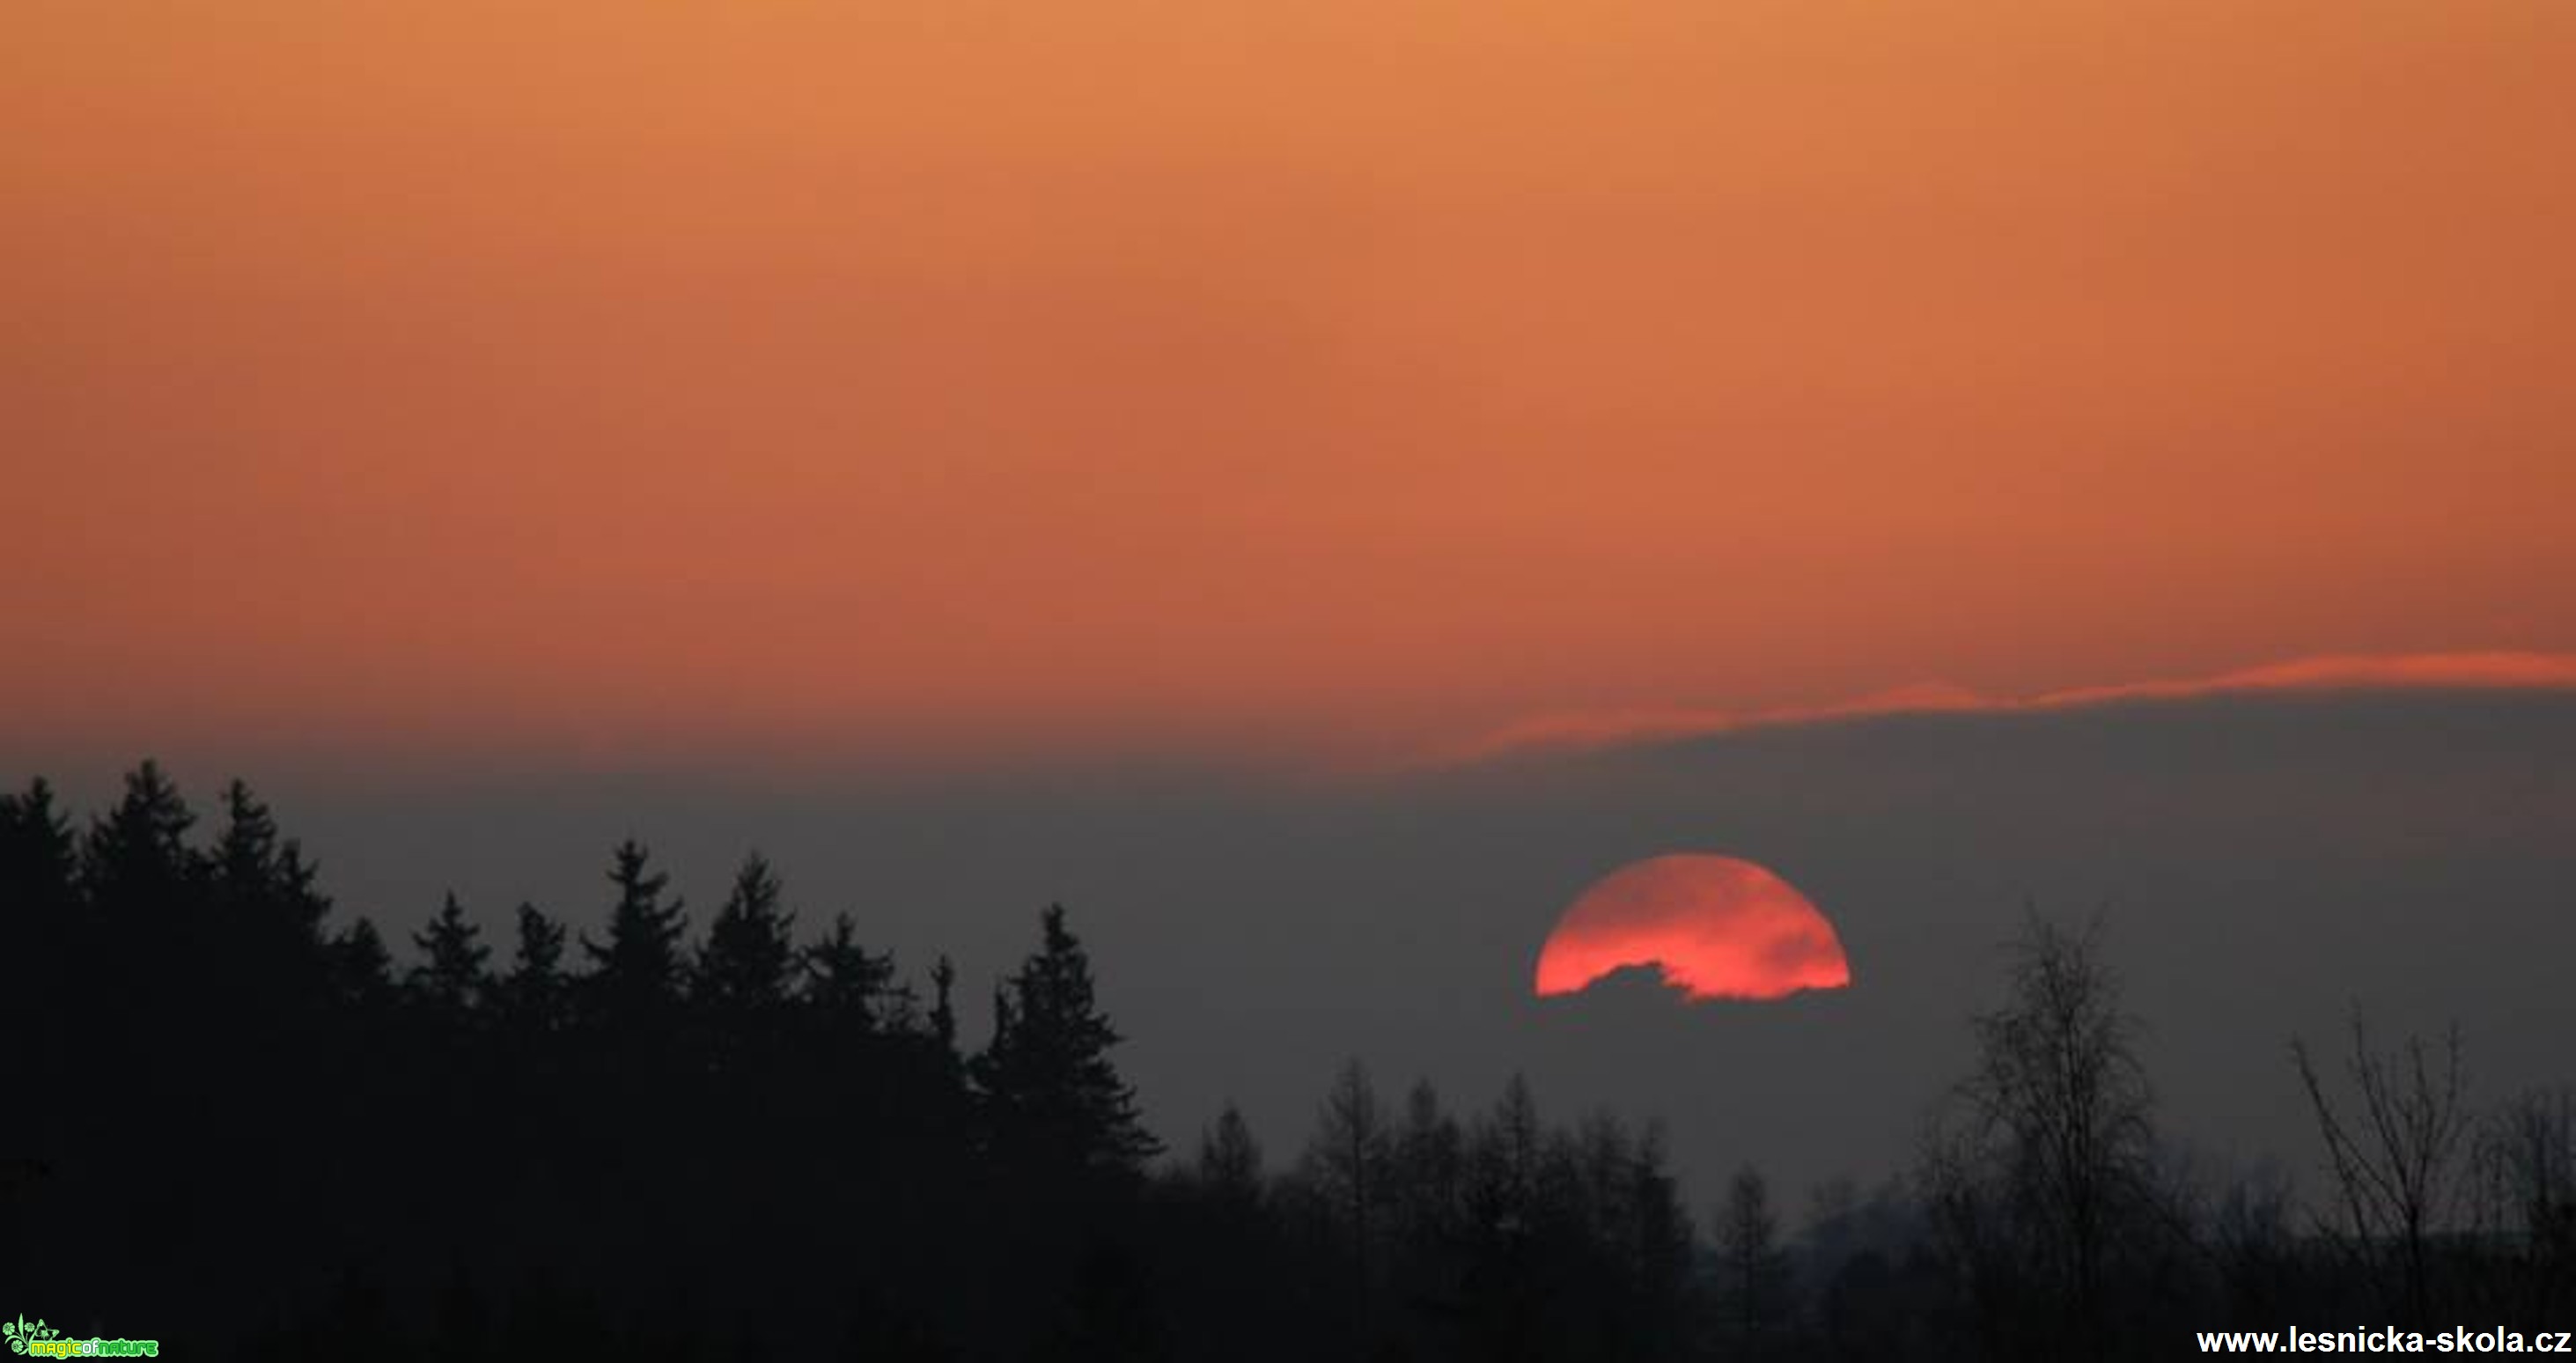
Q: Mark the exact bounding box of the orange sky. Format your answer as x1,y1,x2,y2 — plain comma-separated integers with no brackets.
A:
6,2,2572,769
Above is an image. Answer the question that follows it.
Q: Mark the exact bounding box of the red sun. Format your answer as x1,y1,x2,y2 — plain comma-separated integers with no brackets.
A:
1535,854,1851,1002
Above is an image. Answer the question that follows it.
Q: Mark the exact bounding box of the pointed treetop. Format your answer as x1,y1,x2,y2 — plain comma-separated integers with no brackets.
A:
82,759,198,903
498,901,570,1034
803,910,902,1033
210,778,330,939
972,903,1161,1177
582,838,688,1020
0,776,78,911
698,851,798,1013
212,779,278,889
410,892,491,1014
328,916,396,1008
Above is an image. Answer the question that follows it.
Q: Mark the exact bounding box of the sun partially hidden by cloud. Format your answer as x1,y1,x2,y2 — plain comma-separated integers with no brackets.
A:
1441,652,2576,770
1536,855,1851,1004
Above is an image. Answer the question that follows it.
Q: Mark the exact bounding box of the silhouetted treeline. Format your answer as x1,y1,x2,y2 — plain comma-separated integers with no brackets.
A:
3,767,2570,1360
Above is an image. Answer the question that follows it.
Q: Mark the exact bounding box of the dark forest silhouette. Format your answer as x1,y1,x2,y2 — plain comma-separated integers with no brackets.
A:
3,765,2570,1359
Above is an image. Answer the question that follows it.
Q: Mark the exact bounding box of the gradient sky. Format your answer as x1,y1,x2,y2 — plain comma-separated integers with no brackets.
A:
7,2,2574,770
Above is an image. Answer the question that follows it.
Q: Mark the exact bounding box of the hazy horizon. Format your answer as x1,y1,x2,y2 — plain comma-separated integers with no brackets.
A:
19,682,2568,1212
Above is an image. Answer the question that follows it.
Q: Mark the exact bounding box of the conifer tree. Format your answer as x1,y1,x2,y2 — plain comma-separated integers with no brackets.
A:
580,839,688,1029
802,911,899,1036
328,917,397,1011
210,778,281,901
698,853,797,1017
972,903,1160,1182
210,779,330,954
1,777,80,1094
0,776,78,919
81,760,197,912
498,902,571,1035
410,892,491,1018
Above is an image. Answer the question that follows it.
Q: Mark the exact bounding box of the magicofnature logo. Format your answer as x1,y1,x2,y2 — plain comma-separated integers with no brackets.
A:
2,1315,156,1358
3,1315,60,1355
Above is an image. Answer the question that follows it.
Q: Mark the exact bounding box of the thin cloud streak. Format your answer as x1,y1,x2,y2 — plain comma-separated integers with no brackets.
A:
1416,652,2576,771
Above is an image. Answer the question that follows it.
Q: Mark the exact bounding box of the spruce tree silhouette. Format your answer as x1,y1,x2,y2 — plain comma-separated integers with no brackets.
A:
485,897,580,1312
965,904,1161,1354
581,838,688,1032
69,761,207,1234
0,777,77,1086
180,780,316,1201
328,916,398,1010
209,777,280,896
801,910,899,1038
0,777,78,1318
394,890,498,1282
206,779,335,1061
696,852,798,1083
409,891,491,1019
565,838,696,1286
498,899,571,1035
798,906,946,1165
697,853,796,1017
973,903,1162,1185
210,779,330,946
80,759,197,920
1,776,78,920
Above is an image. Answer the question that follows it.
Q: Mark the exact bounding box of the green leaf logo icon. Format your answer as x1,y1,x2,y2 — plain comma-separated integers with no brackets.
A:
4,1315,61,1355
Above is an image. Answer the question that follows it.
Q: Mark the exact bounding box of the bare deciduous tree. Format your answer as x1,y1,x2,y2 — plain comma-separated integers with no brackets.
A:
2469,1085,2576,1320
2291,1011,2469,1327
1927,910,2162,1361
